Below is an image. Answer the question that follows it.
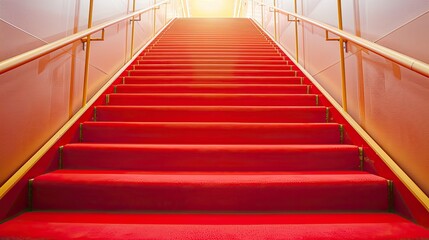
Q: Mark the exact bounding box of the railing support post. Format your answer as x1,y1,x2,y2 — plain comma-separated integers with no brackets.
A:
293,0,299,62
252,0,255,18
153,0,157,36
337,0,348,111
130,0,137,59
180,0,186,17
273,0,278,41
82,0,94,107
164,1,168,25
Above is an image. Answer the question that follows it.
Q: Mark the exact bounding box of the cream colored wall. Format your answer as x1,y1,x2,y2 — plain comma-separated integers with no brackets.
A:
0,0,177,186
255,0,429,195
188,0,235,18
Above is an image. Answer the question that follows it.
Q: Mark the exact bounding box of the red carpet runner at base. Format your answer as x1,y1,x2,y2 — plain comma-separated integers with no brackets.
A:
1,18,428,239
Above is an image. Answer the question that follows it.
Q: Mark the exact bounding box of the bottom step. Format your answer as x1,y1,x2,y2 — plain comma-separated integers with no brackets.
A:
0,212,428,239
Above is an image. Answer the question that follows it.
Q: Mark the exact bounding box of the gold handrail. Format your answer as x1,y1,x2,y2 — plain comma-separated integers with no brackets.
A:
0,0,168,75
253,0,429,78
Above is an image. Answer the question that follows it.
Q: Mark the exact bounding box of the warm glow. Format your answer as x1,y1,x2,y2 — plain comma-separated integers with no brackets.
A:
188,0,237,18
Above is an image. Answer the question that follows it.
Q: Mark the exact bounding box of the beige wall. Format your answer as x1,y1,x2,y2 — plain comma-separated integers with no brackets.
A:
254,0,429,195
187,0,236,18
0,0,179,186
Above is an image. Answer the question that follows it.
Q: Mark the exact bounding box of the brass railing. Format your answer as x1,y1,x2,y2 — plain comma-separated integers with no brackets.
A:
251,0,429,211
0,0,171,108
0,0,180,200
253,0,429,112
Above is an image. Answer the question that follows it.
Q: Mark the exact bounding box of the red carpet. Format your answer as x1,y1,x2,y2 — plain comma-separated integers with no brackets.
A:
0,18,428,239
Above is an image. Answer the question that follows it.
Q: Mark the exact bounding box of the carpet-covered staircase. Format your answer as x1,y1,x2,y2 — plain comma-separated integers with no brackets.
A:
0,18,428,239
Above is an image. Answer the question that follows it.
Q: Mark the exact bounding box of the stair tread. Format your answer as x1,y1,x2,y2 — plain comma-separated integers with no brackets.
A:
97,105,324,109
36,169,379,179
81,122,342,144
2,212,428,240
0,211,417,224
64,143,358,149
83,121,339,126
114,84,308,93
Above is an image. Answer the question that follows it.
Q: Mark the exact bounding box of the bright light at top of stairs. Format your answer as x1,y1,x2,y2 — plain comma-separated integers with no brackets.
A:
188,0,235,17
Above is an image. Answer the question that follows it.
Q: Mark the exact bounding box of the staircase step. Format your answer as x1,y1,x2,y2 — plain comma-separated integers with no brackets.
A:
143,52,282,57
137,59,292,65
152,44,277,48
81,122,342,144
107,93,317,106
139,55,285,60
128,69,296,77
95,106,327,123
147,48,279,53
62,144,360,171
133,64,295,70
2,212,428,240
31,170,388,211
114,84,309,94
155,39,270,43
123,76,303,84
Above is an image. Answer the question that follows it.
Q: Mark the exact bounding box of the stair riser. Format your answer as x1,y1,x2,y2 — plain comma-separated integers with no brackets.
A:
62,145,361,171
31,175,388,212
81,123,341,144
143,52,282,56
95,107,327,123
123,76,303,85
139,55,285,60
107,94,317,106
150,45,277,49
114,85,308,94
153,42,275,46
156,38,270,42
133,65,295,71
137,60,291,65
146,49,279,54
128,70,296,77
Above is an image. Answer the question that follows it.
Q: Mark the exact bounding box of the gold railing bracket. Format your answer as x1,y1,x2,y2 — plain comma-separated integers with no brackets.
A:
325,30,339,41
325,30,349,52
287,15,299,22
81,28,106,43
130,14,142,22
